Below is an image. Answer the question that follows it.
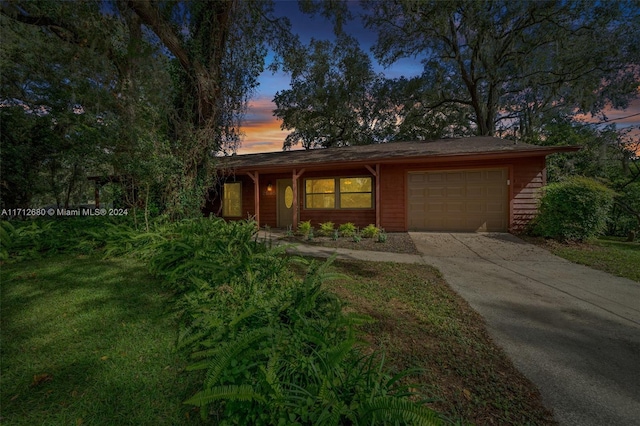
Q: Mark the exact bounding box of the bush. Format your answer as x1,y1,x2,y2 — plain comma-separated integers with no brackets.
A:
338,222,356,237
532,177,616,242
318,221,335,237
361,224,380,239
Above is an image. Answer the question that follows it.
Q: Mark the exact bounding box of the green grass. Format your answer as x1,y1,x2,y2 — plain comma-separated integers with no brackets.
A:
0,255,203,425
325,260,555,425
532,237,640,282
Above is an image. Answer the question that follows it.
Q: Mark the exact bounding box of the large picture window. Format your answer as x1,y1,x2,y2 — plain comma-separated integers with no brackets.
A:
305,177,373,209
223,182,242,217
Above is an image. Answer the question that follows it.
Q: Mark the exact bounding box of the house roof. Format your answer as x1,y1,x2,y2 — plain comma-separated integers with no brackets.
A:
218,136,580,172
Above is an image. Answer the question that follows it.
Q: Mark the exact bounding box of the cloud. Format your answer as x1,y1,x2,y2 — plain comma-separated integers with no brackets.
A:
239,96,289,154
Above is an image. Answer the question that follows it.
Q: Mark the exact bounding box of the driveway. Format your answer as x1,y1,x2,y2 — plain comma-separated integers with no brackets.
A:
409,232,640,426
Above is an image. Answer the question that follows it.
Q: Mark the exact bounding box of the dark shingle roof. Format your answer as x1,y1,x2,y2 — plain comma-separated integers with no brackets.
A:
218,137,579,171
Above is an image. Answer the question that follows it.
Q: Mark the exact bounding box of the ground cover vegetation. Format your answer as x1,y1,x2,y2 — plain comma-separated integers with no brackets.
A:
2,217,444,425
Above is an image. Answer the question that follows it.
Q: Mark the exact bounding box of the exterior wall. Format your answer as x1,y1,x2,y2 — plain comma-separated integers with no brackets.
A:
379,165,406,232
207,156,547,233
510,157,546,233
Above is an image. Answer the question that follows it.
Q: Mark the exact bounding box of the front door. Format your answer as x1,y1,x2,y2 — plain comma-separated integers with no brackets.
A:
277,179,294,228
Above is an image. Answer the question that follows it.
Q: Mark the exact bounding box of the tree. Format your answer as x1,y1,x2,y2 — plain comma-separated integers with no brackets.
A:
364,0,640,139
1,0,296,217
273,35,390,149
1,5,118,209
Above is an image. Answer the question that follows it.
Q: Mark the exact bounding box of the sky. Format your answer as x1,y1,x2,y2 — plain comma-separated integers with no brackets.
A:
236,1,640,155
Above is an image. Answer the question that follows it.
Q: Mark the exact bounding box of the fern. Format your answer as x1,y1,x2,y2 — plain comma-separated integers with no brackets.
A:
202,327,275,388
361,397,442,425
184,384,265,406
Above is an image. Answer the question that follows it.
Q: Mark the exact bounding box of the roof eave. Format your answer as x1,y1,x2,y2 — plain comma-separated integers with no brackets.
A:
224,145,582,174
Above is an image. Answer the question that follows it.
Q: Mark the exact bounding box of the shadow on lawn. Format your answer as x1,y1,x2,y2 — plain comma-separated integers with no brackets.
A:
0,256,201,425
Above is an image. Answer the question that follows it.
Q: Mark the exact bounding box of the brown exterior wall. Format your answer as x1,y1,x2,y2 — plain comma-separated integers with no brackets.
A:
379,165,406,232
510,157,546,233
207,156,547,233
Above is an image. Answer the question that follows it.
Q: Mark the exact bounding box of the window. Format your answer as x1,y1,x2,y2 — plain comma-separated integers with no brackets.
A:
305,177,373,209
305,178,335,209
223,182,242,217
340,177,373,208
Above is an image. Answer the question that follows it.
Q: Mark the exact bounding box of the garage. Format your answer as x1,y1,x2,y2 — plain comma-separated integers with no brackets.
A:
407,168,508,232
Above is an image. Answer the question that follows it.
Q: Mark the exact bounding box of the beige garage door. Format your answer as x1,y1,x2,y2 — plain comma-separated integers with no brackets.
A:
408,169,508,232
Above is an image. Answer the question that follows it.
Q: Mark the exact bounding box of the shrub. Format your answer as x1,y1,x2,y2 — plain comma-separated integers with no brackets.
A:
318,221,335,237
296,220,312,237
377,230,388,243
532,176,616,242
361,224,380,239
338,222,356,237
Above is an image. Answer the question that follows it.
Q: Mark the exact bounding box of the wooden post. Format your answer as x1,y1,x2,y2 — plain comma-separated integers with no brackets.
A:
292,168,305,230
365,164,380,228
247,171,259,226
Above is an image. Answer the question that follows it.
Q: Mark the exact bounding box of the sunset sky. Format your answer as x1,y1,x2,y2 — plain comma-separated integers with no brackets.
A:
236,2,640,155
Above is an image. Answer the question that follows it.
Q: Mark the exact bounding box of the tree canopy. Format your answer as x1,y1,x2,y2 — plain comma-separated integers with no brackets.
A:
363,0,640,139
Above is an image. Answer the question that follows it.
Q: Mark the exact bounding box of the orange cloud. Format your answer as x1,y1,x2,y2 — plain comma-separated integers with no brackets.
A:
238,97,290,154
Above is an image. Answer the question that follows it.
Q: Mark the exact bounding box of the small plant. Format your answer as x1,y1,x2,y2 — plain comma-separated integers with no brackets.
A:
377,229,387,243
296,220,312,237
352,233,361,243
318,221,335,237
338,222,357,237
307,228,315,240
361,224,380,238
332,229,339,241
285,225,294,237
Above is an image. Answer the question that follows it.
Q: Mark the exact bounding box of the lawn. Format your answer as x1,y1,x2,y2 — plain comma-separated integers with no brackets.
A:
526,237,640,282
1,252,554,425
325,260,555,425
0,255,204,425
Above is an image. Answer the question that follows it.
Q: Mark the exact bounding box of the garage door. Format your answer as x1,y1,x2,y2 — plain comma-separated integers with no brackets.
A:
408,169,508,232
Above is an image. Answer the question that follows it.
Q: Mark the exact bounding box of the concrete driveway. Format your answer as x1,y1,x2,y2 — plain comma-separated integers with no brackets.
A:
410,232,640,426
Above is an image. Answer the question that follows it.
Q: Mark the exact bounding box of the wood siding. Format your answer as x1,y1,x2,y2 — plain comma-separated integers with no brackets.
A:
207,156,548,233
379,165,406,232
510,157,546,232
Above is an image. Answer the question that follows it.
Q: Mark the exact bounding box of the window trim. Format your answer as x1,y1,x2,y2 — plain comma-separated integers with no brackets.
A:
304,176,374,210
222,182,242,217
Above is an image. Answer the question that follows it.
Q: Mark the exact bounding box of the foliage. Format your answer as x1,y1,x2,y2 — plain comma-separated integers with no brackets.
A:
531,177,616,242
377,230,388,243
609,182,640,237
361,224,381,239
296,220,313,237
338,222,356,237
363,0,640,138
125,218,442,424
274,34,393,149
318,221,335,236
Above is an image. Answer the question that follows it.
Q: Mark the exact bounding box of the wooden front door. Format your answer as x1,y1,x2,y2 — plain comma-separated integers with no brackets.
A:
277,179,294,228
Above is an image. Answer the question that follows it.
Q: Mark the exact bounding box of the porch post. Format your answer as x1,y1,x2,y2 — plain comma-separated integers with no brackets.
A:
365,164,381,228
247,171,260,226
292,168,306,230
292,169,297,230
